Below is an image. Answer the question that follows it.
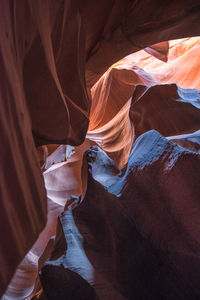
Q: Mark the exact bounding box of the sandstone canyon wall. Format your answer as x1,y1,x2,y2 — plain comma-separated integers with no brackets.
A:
0,0,200,299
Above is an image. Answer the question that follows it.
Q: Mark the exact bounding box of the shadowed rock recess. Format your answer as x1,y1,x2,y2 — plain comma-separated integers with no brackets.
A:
0,0,200,299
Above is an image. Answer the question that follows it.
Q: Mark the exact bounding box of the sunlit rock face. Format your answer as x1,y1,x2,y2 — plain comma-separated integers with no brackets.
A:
126,37,200,89
1,0,200,299
87,43,200,166
85,1,200,86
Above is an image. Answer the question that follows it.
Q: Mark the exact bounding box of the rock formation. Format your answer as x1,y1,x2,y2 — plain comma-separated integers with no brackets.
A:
40,131,200,299
0,0,200,299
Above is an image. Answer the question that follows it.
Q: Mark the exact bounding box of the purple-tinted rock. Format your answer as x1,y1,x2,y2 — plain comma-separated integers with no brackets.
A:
130,84,200,137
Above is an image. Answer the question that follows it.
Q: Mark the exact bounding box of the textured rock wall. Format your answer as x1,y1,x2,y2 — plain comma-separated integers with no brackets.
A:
1,0,200,298
40,131,200,299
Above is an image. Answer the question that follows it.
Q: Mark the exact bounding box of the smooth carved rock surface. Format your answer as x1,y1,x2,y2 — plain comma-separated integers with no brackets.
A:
88,61,200,167
39,131,200,299
0,1,89,295
2,141,90,299
4,71,200,299
127,37,200,90
130,84,200,138
3,75,200,299
0,2,48,296
1,0,200,297
85,1,200,86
